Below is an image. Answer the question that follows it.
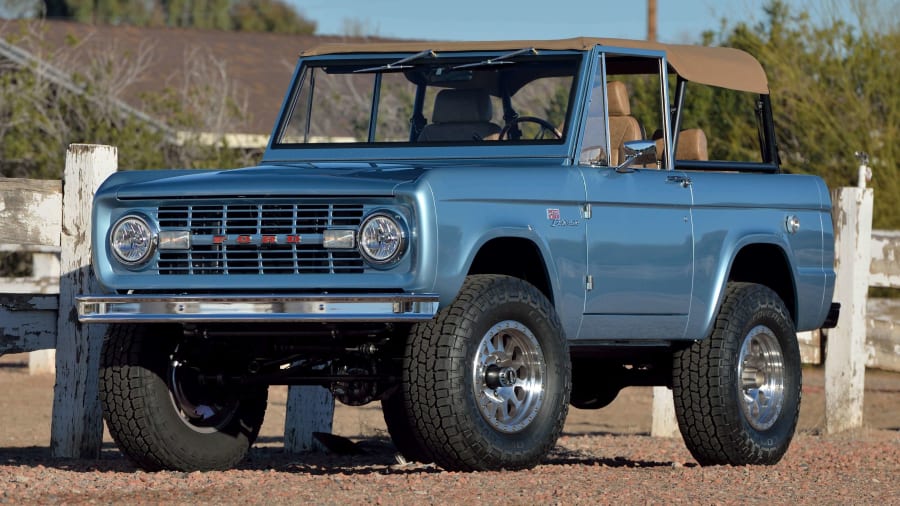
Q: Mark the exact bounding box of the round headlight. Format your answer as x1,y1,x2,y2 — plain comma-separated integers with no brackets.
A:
110,214,156,266
358,212,407,265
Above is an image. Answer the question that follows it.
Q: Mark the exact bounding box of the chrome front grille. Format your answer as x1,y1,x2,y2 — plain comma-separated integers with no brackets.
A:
156,203,365,275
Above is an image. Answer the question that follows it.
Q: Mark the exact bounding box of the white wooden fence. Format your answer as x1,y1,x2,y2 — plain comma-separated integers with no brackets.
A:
1,144,897,457
0,145,113,457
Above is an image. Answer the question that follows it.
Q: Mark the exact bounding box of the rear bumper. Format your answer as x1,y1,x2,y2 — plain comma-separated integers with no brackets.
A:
77,293,439,323
822,302,841,329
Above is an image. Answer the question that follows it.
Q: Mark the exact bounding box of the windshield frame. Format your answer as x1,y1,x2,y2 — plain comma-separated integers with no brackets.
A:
263,50,589,164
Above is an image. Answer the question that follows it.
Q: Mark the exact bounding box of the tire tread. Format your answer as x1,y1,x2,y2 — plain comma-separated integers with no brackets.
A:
403,274,570,471
100,324,267,471
673,282,800,465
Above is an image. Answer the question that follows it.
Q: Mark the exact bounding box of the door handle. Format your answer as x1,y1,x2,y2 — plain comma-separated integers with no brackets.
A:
666,175,692,188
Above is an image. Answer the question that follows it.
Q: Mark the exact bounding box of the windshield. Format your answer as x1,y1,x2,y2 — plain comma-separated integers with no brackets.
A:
274,52,581,147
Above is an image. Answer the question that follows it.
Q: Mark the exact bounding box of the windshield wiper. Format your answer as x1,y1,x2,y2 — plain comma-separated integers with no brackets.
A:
451,47,538,70
354,49,436,73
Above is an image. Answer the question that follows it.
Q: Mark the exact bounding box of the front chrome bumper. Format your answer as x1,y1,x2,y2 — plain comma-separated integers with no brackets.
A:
77,293,440,323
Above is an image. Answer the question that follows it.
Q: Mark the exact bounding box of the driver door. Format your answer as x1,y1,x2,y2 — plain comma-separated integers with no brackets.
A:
576,50,694,341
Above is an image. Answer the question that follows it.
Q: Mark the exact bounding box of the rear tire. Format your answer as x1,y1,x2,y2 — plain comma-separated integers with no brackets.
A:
404,275,571,471
100,324,267,471
673,282,801,465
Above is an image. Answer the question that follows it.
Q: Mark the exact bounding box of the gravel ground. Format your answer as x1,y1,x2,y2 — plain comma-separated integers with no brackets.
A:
1,354,898,504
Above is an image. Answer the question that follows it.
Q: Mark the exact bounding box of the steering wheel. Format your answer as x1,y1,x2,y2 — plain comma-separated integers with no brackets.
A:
499,116,563,140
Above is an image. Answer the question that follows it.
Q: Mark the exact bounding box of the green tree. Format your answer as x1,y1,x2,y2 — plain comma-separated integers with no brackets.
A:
708,1,900,228
231,0,316,34
158,0,234,30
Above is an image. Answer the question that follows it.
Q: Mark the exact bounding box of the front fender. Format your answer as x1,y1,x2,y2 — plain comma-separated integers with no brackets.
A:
433,224,586,342
434,226,561,307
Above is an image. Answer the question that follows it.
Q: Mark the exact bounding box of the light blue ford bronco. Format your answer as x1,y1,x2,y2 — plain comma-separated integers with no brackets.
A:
78,38,840,472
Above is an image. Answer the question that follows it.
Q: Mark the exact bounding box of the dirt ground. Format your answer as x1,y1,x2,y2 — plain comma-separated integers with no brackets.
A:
0,352,898,504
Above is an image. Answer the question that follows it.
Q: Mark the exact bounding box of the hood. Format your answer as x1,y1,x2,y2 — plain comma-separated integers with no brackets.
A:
110,164,427,199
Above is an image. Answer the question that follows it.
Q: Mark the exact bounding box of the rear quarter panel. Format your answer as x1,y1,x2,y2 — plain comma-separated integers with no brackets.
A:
685,172,834,339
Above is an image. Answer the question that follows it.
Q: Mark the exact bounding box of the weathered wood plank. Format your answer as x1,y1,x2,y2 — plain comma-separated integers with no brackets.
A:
869,230,900,289
798,330,821,365
0,177,62,247
0,244,61,253
0,277,60,294
29,252,60,374
866,298,900,372
825,187,872,434
0,294,59,354
51,145,116,459
284,386,335,452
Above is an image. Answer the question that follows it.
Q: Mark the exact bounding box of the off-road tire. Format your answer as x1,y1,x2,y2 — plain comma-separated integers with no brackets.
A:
673,282,801,465
381,389,433,464
99,323,268,471
404,274,571,471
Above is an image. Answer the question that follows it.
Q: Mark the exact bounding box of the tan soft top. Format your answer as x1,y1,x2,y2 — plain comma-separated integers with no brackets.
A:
301,37,768,94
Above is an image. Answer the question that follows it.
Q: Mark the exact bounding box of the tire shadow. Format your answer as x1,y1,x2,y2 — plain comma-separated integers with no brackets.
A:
0,435,689,474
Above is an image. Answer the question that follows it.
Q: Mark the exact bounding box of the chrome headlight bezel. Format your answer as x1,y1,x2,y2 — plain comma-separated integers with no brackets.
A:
357,210,408,266
109,213,158,268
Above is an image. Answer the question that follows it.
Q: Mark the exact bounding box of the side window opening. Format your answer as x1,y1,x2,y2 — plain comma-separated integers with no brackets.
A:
581,53,670,169
678,84,763,163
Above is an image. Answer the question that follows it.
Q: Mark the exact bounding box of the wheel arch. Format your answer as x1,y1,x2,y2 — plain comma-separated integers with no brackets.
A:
467,235,556,304
726,242,797,323
690,236,800,341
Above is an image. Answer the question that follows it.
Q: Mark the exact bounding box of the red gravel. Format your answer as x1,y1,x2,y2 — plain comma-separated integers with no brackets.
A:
1,355,898,504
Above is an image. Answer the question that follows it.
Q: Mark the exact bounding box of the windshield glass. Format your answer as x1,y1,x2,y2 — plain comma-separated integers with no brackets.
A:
275,53,581,147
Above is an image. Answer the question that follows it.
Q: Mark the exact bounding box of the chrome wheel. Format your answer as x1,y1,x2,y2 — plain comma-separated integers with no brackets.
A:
737,325,785,431
473,320,546,433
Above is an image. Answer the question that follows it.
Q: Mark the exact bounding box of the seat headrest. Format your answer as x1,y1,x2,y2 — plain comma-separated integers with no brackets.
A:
607,81,631,117
432,89,494,123
676,128,709,161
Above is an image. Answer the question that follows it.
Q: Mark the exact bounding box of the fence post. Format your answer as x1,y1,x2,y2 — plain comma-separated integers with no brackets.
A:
28,252,60,375
284,386,335,452
650,386,679,437
825,186,873,433
50,144,116,459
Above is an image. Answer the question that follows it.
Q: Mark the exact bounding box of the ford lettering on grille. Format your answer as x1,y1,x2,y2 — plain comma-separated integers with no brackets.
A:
209,235,303,245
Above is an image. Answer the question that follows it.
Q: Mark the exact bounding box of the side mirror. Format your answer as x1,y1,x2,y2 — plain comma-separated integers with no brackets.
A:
616,140,657,173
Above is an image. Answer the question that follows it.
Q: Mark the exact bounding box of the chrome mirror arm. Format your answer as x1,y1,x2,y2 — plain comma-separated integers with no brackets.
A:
616,140,657,173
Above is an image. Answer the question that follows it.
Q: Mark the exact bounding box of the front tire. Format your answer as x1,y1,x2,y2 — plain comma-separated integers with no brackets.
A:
672,282,801,465
381,389,433,464
404,275,571,471
100,324,268,471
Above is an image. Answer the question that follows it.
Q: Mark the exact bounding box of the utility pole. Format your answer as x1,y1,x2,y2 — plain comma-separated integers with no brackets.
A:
648,0,657,41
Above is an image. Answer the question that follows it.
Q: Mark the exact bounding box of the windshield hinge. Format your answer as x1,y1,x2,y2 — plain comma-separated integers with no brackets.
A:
582,203,592,219
586,275,594,291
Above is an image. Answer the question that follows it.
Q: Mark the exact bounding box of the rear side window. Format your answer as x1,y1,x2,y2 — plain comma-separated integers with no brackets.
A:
679,85,763,163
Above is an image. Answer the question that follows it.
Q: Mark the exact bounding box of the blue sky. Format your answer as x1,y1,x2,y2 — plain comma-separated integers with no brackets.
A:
289,0,849,44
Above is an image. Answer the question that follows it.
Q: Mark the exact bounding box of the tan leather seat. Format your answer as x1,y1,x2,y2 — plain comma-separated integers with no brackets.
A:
654,128,709,161
418,89,501,142
607,81,643,165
